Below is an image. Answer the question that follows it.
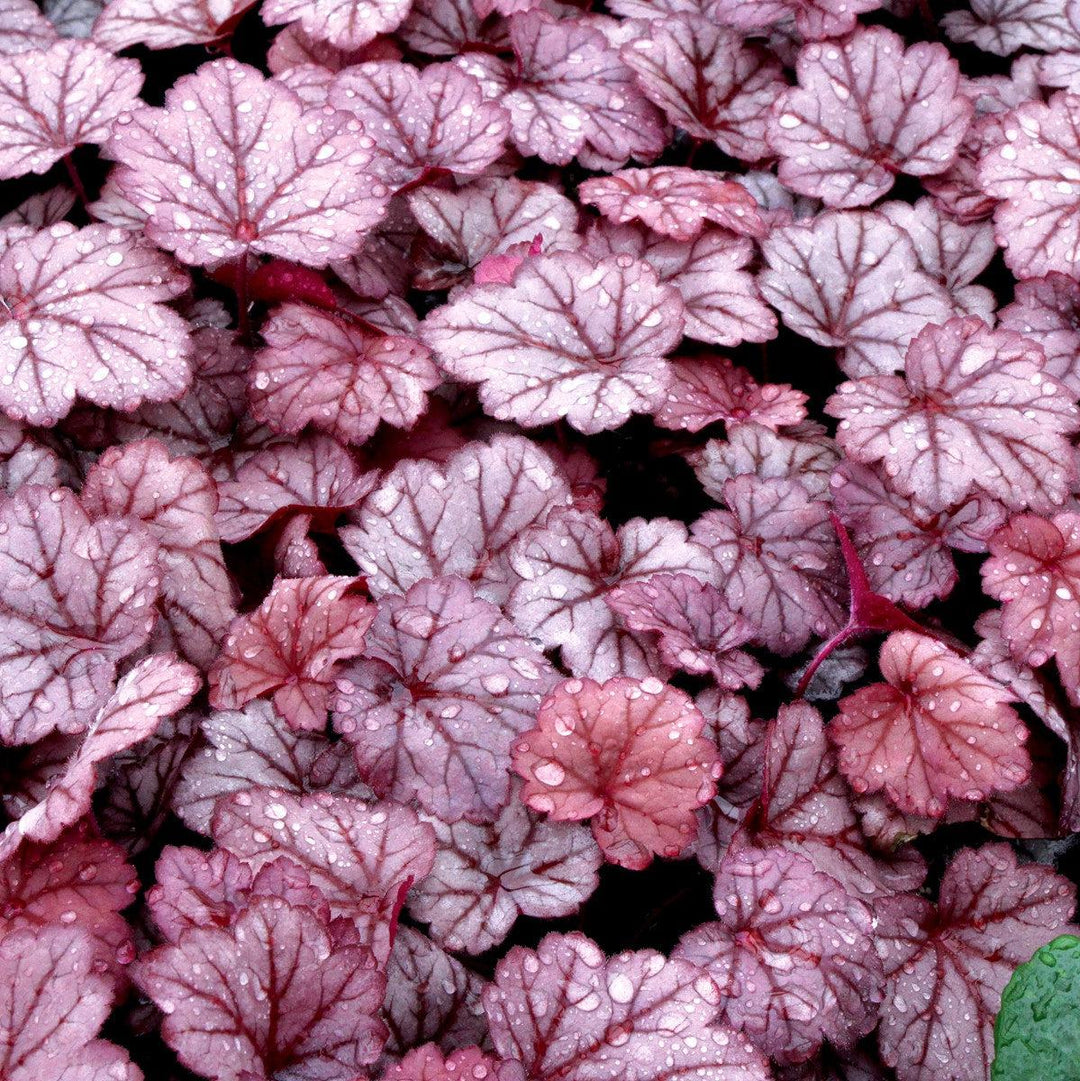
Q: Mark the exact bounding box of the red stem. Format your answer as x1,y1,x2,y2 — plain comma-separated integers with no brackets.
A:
235,254,252,344
63,153,88,210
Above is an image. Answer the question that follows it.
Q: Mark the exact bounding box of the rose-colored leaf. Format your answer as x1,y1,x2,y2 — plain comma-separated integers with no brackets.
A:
334,576,556,822
693,477,844,655
828,316,1080,512
108,59,388,268
0,924,138,1081
695,423,840,503
342,434,570,603
999,272,1080,395
409,177,578,291
579,167,766,242
607,573,763,689
0,824,137,975
262,0,410,49
831,631,1031,818
216,434,375,544
384,1046,524,1081
0,223,191,424
513,675,719,869
675,847,883,1063
211,788,434,961
0,0,57,55
0,487,163,745
251,304,440,446
423,252,683,434
136,897,386,1081
979,92,1080,278
0,40,140,180
621,14,786,162
502,11,664,167
0,654,199,859
711,0,884,41
385,925,490,1056
583,221,777,347
485,932,770,1081
759,209,953,377
209,575,373,732
81,439,236,669
983,512,1080,705
508,510,718,679
654,355,807,434
408,797,601,954
745,703,927,897
943,0,1073,55
329,61,509,188
831,460,1006,609
174,699,371,835
0,186,75,230
92,0,254,49
770,28,971,207
875,844,1076,1081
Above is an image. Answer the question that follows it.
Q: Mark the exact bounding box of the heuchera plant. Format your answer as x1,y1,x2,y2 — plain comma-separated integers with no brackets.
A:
2,0,1080,1079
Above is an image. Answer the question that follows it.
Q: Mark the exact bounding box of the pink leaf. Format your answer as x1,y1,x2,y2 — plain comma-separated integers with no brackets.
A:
333,576,556,822
208,575,374,732
831,460,1006,609
484,932,770,1081
174,699,371,835
770,28,971,207
0,487,163,745
0,0,57,55
607,573,763,689
251,303,440,446
211,788,434,961
711,0,884,41
694,422,839,504
136,897,387,1081
0,824,137,977
216,434,375,544
621,14,786,162
262,0,411,49
408,797,601,954
384,1046,524,1081
579,167,766,242
693,477,844,655
999,272,1080,395
0,40,140,179
422,252,683,433
502,11,664,166
674,847,883,1063
878,199,996,318
983,512,1080,705
583,221,777,347
875,844,1076,1081
0,654,199,859
979,91,1080,278
0,186,75,230
267,24,397,72
0,924,138,1081
108,59,388,268
508,510,718,679
827,316,1080,512
745,702,927,898
384,925,490,1055
759,209,953,377
943,0,1074,56
409,177,578,291
329,61,509,188
513,675,719,869
342,435,570,602
831,630,1031,817
81,439,236,669
0,223,192,424
92,0,253,49
654,355,807,433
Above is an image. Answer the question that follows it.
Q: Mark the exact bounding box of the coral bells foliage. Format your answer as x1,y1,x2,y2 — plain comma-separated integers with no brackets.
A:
4,2,1080,1081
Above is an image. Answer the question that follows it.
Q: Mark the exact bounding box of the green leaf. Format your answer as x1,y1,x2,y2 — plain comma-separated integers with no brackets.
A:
993,934,1080,1080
